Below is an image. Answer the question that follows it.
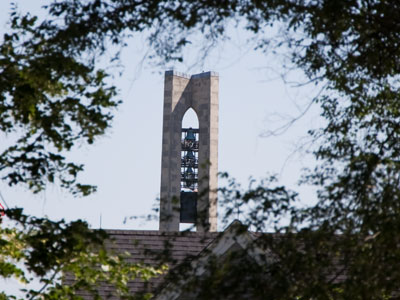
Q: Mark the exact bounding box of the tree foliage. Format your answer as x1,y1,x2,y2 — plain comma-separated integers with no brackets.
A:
1,5,120,196
0,209,163,299
0,3,162,299
2,0,400,299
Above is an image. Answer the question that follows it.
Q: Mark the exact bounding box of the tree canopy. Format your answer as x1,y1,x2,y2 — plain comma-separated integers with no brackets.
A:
2,0,400,299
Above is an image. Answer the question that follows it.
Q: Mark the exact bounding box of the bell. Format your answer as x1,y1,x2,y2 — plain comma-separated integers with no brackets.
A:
185,128,196,141
185,167,194,183
185,181,194,189
186,151,195,159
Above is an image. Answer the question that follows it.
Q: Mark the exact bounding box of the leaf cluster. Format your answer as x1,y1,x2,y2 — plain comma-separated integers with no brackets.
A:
0,209,163,299
0,5,120,195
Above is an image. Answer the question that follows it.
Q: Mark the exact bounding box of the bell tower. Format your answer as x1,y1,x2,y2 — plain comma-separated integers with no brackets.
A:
159,70,219,232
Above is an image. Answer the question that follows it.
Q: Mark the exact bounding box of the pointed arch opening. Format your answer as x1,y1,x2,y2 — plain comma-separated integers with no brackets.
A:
182,107,199,128
180,107,199,224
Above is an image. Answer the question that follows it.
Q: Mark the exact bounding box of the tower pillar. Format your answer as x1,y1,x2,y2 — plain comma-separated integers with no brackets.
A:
159,70,219,232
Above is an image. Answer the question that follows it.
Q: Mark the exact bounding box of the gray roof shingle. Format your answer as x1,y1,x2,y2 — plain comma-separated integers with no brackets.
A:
64,230,219,299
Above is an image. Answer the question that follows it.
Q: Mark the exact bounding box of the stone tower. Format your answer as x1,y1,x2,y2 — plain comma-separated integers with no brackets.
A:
159,70,219,232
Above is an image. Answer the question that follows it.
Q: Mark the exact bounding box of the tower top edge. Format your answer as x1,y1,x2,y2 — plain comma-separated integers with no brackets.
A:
165,70,219,78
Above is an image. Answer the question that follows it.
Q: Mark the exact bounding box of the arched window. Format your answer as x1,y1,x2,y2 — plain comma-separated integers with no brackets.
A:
182,107,199,128
180,108,199,224
181,108,199,192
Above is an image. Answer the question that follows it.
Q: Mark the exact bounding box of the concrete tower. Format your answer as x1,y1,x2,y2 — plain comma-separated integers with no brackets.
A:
159,70,219,232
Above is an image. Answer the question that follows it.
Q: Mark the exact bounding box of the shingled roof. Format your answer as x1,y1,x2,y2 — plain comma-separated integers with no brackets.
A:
63,229,219,299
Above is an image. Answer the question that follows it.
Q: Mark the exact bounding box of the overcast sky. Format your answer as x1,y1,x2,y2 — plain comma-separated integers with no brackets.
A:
0,1,323,231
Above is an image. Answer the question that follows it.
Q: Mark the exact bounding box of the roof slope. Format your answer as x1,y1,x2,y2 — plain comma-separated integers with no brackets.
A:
64,230,219,299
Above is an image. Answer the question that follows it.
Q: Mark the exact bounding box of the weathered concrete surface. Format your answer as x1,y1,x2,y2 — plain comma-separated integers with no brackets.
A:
159,71,219,232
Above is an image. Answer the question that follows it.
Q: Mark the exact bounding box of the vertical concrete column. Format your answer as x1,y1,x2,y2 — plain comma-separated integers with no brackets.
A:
159,71,191,231
159,71,218,232
191,72,219,232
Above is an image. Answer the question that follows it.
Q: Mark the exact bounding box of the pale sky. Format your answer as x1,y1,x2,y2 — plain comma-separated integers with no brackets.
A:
0,1,322,231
